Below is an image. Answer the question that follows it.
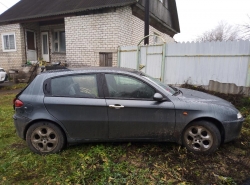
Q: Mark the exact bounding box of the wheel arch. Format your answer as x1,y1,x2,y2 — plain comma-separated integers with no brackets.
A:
182,117,225,144
24,119,68,142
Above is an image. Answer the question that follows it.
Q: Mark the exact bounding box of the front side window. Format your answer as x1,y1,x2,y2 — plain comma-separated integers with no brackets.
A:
142,75,175,95
2,33,16,52
105,74,156,99
51,74,98,98
53,30,66,52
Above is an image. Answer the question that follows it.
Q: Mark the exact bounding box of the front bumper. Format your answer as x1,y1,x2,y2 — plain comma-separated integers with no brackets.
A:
223,118,244,143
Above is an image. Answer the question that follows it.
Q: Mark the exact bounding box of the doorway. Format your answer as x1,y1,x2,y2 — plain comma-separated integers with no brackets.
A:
26,30,37,61
41,32,50,62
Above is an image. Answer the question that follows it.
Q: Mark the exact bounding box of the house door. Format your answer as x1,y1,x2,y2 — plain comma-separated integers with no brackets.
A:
100,53,112,66
41,32,50,62
26,30,37,61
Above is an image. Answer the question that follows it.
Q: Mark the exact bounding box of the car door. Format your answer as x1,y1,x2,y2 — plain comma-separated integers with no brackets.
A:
43,73,108,140
104,73,176,141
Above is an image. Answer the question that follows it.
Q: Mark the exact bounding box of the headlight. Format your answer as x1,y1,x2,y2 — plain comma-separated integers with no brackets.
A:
237,112,243,119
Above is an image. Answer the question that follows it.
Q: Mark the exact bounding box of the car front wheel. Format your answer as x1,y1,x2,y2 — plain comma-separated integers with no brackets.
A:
26,121,66,154
182,121,221,154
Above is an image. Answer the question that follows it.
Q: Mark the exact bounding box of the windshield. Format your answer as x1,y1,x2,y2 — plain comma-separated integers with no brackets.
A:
141,74,176,95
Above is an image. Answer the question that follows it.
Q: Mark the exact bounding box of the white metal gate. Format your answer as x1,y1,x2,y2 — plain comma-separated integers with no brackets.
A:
118,44,165,81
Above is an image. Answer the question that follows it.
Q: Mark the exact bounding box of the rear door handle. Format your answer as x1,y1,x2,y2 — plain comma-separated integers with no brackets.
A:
109,104,124,109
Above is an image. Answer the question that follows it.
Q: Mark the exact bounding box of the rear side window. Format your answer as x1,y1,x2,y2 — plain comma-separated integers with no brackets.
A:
51,74,99,98
0,69,5,72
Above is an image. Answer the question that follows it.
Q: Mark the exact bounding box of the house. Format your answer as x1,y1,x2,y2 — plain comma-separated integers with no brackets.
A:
0,0,180,70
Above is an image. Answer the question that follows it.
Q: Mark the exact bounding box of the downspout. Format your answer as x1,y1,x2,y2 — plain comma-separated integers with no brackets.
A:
144,0,149,45
117,46,121,67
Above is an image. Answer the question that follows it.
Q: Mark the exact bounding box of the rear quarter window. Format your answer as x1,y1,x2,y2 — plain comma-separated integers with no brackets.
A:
50,74,99,98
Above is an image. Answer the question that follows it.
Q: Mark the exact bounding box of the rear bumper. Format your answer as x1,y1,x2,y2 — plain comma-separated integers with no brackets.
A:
13,115,31,140
223,118,244,143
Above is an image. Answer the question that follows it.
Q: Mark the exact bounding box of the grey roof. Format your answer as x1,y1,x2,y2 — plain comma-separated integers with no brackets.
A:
0,0,180,35
0,0,136,23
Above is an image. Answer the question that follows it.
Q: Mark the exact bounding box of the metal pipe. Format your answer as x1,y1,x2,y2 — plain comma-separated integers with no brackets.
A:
144,0,149,45
117,46,121,67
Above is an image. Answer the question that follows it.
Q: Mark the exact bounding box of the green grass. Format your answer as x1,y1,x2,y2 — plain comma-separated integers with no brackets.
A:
0,91,250,185
0,83,27,91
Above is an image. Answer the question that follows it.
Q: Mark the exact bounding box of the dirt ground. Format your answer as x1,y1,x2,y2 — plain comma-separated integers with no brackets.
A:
0,82,22,95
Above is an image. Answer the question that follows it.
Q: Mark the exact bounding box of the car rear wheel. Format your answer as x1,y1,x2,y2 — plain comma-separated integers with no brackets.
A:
26,122,65,154
182,121,221,154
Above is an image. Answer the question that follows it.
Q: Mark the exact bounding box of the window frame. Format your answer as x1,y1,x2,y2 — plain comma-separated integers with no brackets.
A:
43,73,104,98
52,29,66,53
103,73,159,101
1,32,17,52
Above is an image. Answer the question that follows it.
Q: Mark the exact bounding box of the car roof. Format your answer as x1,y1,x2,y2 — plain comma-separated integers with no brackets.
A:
41,67,143,77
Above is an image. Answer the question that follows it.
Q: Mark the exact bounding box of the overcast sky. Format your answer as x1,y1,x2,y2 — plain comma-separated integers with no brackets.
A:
0,0,249,42
174,0,250,42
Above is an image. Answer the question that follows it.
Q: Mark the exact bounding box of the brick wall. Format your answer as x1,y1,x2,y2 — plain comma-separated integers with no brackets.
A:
0,24,25,71
65,6,175,67
65,11,120,67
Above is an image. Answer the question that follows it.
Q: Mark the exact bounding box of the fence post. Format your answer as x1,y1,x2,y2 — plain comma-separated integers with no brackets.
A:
246,54,250,87
161,43,166,82
136,46,140,70
117,46,121,67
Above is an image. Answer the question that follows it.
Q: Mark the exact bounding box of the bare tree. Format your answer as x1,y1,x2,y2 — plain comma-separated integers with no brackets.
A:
240,16,250,40
195,21,242,42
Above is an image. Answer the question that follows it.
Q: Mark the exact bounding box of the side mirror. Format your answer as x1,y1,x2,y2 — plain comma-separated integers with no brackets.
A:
153,93,164,101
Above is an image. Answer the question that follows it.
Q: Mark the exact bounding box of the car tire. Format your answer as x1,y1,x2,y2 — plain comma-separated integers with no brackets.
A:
26,121,66,154
4,74,8,81
182,121,221,154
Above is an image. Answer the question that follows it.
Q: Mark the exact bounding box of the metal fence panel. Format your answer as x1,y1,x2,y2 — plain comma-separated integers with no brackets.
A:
119,46,138,69
164,40,250,87
140,45,164,80
118,40,250,95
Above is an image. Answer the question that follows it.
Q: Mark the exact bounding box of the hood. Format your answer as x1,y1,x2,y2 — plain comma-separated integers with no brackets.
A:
177,88,234,108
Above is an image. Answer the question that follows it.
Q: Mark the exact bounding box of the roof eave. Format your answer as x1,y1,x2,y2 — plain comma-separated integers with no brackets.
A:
0,1,136,24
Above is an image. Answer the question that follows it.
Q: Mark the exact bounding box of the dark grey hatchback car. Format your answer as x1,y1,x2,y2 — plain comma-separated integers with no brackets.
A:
13,67,244,154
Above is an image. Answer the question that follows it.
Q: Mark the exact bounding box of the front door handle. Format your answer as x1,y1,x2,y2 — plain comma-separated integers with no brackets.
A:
109,104,125,109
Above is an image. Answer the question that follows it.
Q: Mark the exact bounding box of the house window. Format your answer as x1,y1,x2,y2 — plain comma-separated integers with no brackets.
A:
1,33,16,52
53,30,66,53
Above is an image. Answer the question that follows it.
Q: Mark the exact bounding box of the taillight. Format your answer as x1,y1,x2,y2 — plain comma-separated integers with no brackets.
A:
15,99,24,108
